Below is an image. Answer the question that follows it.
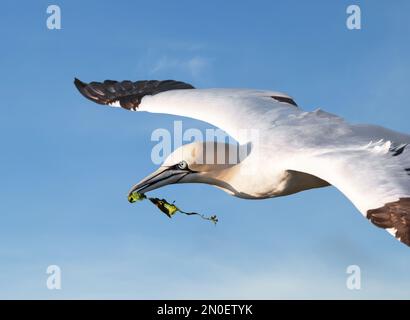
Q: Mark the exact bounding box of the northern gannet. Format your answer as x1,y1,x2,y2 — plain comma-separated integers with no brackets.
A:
74,78,410,246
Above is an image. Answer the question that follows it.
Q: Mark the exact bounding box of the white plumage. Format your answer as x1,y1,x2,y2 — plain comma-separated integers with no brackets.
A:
74,78,410,246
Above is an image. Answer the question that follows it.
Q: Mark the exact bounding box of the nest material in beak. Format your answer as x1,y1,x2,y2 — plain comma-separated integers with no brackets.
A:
128,191,218,224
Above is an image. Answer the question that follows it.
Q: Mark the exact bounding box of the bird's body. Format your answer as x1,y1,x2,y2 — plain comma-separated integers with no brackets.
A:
74,78,410,246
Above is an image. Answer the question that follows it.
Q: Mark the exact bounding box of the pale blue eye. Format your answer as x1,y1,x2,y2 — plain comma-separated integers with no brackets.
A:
177,161,188,170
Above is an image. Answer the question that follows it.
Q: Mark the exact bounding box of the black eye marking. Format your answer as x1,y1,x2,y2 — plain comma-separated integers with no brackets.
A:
405,168,410,176
177,160,188,170
390,144,407,157
173,161,198,173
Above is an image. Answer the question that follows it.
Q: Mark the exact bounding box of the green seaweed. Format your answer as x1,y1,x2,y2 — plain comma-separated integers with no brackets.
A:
128,191,218,225
128,192,146,203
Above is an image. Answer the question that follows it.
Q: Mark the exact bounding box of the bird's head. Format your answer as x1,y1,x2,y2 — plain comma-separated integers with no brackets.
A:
128,141,241,199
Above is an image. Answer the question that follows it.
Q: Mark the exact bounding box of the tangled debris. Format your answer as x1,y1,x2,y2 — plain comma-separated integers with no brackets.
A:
128,192,218,225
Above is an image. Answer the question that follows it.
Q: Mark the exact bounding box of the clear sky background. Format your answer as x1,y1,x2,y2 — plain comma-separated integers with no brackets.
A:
0,0,409,299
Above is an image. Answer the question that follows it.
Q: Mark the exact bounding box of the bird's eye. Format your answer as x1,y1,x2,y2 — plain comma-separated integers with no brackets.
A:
177,161,188,170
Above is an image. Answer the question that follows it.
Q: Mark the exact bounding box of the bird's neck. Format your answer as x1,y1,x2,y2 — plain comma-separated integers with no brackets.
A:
207,153,289,199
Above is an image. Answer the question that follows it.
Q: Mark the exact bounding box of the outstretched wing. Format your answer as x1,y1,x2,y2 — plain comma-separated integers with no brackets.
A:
74,78,298,143
287,131,410,246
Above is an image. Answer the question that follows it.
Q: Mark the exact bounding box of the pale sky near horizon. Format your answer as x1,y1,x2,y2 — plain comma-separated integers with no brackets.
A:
0,0,410,299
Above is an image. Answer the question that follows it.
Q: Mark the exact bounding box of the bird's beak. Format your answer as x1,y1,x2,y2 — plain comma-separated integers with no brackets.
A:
128,166,191,197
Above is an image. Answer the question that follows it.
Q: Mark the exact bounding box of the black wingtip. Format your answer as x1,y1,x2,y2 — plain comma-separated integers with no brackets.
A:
74,77,86,90
73,78,194,109
367,198,410,247
73,78,103,104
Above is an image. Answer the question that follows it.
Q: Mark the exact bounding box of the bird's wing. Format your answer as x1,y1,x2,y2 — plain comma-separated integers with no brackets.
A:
282,113,410,246
74,78,298,143
74,78,410,245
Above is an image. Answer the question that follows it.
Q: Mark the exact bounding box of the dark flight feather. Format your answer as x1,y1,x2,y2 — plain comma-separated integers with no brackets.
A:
74,78,194,110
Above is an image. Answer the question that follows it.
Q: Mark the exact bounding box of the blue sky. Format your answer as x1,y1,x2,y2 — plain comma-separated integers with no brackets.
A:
0,0,410,299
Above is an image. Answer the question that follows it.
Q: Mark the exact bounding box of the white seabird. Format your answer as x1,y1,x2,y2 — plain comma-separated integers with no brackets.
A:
74,78,410,246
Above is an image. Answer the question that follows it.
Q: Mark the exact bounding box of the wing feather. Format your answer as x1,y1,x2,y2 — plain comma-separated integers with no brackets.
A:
74,78,194,110
286,128,410,246
74,78,298,143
